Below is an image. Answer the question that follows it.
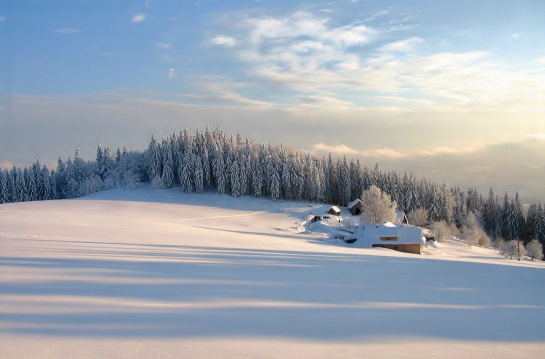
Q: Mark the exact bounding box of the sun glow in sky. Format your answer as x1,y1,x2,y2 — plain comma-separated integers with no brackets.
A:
1,0,544,201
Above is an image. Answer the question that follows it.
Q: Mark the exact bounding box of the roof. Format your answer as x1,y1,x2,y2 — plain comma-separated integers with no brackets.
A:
394,211,408,224
329,206,341,213
356,222,424,246
347,199,363,209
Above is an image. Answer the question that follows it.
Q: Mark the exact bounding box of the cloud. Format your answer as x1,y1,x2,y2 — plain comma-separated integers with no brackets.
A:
53,27,80,34
168,68,176,79
379,36,424,52
510,32,521,40
209,10,545,112
132,14,147,23
527,133,545,140
155,42,172,49
312,143,360,155
312,143,406,158
0,16,6,22
210,35,237,47
0,160,14,169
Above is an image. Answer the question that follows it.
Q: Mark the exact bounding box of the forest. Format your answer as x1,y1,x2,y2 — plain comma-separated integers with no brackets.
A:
1,127,544,250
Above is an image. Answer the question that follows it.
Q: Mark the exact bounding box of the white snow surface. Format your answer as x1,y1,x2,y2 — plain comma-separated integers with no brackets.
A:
1,186,544,358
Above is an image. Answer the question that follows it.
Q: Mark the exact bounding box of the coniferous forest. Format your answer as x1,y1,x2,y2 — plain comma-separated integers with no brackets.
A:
1,127,544,251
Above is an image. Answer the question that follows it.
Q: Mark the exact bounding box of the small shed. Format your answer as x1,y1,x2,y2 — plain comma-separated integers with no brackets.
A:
347,199,363,215
328,206,341,216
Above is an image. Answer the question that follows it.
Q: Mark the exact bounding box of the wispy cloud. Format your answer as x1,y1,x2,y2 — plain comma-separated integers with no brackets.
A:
0,16,6,22
168,68,176,79
210,8,545,112
312,143,360,155
53,27,79,34
155,42,172,49
210,35,237,47
510,32,521,40
527,133,545,140
132,13,147,23
379,36,424,52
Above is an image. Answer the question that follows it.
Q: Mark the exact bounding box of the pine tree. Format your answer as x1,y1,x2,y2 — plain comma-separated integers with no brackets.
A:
148,135,162,181
270,168,281,201
0,170,8,203
161,138,175,188
534,204,545,243
179,153,194,193
339,156,351,206
193,154,204,193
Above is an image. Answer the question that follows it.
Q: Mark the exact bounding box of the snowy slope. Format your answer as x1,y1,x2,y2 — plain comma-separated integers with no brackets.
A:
1,186,544,358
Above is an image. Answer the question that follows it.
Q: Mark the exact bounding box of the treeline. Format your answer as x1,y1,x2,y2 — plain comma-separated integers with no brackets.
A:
1,127,544,247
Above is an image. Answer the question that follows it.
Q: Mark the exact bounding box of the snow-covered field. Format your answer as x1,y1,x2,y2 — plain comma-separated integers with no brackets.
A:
1,187,544,358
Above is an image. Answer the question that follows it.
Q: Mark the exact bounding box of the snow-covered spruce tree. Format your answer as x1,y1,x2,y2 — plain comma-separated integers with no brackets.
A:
212,144,226,195
193,154,204,194
24,167,37,202
251,152,263,197
483,188,502,239
161,138,175,188
359,185,397,224
0,170,9,203
270,165,281,201
526,239,544,261
147,135,162,182
179,152,194,193
41,166,52,200
535,204,545,243
230,159,242,197
339,156,351,206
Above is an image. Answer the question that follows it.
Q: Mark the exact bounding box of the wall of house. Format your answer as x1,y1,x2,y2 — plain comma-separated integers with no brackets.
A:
372,243,422,254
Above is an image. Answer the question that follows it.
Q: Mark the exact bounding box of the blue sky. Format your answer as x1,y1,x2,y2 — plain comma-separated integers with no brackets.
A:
1,0,544,201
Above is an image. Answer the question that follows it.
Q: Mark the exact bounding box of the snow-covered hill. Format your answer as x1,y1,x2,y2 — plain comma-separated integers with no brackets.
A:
1,186,544,358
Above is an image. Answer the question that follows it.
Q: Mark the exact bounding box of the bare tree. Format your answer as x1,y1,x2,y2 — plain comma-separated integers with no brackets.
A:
360,185,397,224
462,212,491,248
500,240,526,260
526,239,544,261
408,208,429,227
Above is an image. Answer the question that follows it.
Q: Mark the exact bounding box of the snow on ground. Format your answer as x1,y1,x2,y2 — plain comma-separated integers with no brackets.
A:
1,186,544,358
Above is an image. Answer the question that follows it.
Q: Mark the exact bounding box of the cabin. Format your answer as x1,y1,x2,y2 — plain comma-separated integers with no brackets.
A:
328,206,341,216
347,199,363,215
355,221,424,254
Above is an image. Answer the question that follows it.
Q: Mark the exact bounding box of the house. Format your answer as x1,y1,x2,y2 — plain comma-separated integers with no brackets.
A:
355,221,425,254
328,206,341,216
347,199,363,215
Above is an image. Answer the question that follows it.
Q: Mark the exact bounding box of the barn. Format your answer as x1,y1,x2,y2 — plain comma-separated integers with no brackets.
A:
328,206,341,216
355,221,425,254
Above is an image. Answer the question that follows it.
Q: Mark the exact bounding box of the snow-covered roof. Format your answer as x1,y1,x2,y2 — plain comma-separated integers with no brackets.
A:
347,199,362,209
329,206,341,213
394,211,408,224
357,222,424,245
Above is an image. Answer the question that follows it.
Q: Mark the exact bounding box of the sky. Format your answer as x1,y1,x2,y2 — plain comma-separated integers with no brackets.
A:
1,0,544,202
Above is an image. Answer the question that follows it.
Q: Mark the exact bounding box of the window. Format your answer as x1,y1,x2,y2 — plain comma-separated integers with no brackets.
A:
380,236,398,241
